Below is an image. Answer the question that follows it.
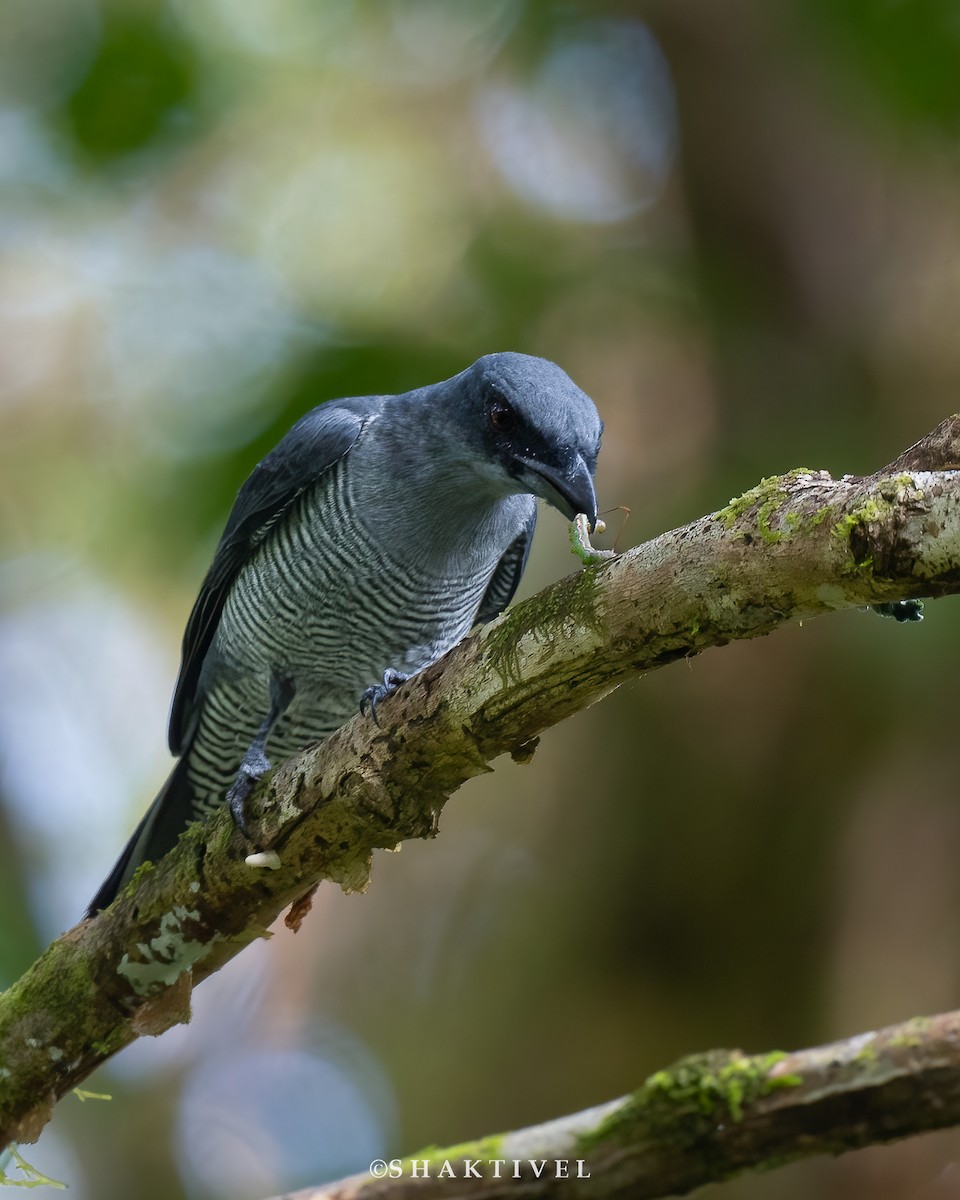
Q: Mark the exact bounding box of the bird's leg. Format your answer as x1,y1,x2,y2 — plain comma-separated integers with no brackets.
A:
227,673,296,837
359,668,410,727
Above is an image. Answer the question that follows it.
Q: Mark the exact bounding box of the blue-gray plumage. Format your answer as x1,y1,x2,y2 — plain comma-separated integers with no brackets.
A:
86,352,603,915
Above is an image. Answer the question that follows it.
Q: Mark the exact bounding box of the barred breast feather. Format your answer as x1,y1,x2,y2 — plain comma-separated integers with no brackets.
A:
185,430,534,815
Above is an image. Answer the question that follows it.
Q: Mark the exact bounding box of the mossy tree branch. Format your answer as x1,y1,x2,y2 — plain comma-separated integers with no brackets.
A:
2,417,960,1156
264,1009,960,1200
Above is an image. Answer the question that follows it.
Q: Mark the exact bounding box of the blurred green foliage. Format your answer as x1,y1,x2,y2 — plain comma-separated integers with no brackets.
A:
804,0,960,131
62,8,199,164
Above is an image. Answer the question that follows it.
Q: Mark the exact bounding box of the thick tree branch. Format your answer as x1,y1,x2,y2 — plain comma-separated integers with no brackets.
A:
2,417,960,1155
265,1009,960,1200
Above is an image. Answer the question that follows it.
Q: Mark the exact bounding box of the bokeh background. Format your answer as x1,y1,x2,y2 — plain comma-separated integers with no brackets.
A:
3,1,960,1197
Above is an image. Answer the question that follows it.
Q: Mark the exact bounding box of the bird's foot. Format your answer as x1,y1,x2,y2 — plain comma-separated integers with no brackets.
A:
227,749,271,838
868,600,925,623
360,669,410,727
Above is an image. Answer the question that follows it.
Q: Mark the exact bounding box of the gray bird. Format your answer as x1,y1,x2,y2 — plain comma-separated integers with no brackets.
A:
87,352,603,915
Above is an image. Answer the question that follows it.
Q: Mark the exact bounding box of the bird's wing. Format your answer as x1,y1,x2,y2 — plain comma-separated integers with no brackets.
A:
168,395,381,754
475,508,538,625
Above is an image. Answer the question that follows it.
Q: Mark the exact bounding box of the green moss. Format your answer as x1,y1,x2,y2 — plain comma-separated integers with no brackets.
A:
5,937,101,1051
832,478,918,560
887,1015,931,1049
715,475,804,544
853,1041,877,1063
716,470,844,547
831,494,898,572
581,1049,802,1154
715,476,784,531
88,1027,131,1058
832,497,888,542
484,569,602,687
720,468,921,580
118,859,156,902
755,496,786,543
408,1134,504,1164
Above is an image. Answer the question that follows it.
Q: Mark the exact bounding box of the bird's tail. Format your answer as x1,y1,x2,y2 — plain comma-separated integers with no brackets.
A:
85,752,198,918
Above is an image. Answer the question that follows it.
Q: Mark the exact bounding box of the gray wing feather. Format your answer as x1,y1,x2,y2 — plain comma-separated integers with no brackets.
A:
168,395,381,753
475,509,537,625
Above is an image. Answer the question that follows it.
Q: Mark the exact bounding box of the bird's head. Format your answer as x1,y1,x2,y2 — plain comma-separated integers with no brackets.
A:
457,352,603,530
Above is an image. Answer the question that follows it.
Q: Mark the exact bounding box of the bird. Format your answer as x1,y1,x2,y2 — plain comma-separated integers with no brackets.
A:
86,352,603,915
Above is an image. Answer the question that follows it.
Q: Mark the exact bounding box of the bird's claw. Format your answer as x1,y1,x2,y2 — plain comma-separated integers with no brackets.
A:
227,750,271,838
360,669,410,727
868,600,924,623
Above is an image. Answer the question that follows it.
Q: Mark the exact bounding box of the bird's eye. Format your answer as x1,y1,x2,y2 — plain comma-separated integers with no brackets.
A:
488,397,517,432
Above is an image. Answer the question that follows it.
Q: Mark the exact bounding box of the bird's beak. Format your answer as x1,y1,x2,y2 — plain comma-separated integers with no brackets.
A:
520,452,598,531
